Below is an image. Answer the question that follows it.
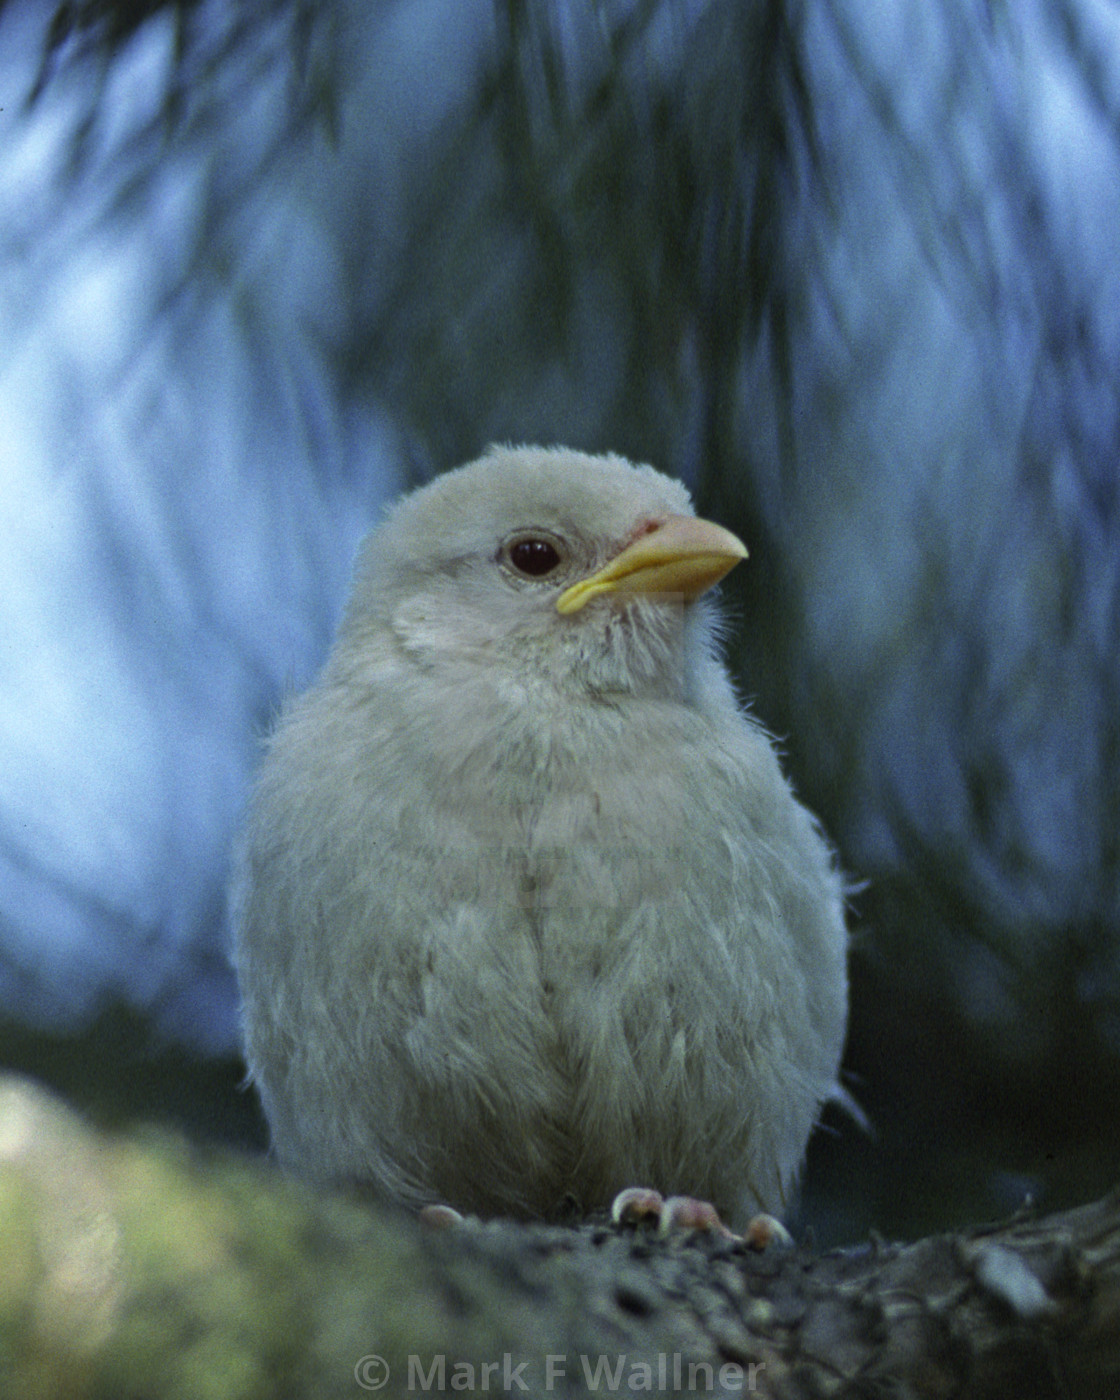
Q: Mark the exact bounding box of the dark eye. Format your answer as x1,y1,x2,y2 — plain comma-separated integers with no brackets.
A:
502,534,564,578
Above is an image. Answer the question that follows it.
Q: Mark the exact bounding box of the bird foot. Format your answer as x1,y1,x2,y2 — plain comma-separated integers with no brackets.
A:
610,1186,793,1250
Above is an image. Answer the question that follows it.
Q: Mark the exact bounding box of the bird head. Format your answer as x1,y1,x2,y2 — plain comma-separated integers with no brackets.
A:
335,445,746,701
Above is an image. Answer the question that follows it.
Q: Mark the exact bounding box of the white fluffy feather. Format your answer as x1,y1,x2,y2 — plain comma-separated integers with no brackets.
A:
233,445,848,1224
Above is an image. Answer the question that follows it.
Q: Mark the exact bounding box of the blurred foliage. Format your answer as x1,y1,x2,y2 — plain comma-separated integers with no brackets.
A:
7,0,1120,1241
0,1006,266,1148
24,0,338,215
358,0,818,513
36,0,206,68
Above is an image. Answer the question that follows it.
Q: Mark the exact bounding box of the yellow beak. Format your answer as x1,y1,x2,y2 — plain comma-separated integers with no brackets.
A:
555,514,747,616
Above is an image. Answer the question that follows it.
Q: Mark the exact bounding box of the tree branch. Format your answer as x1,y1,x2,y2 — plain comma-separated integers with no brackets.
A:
0,1075,1115,1398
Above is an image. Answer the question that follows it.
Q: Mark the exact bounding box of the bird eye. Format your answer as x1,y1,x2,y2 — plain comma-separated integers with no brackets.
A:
501,533,565,579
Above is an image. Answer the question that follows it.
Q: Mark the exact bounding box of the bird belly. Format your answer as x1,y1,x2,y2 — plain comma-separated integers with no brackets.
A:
251,700,844,1228
396,837,774,1222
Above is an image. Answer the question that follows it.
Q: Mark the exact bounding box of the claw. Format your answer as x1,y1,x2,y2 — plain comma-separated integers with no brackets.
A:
610,1187,794,1249
743,1212,794,1250
419,1203,464,1229
659,1195,737,1239
610,1186,666,1226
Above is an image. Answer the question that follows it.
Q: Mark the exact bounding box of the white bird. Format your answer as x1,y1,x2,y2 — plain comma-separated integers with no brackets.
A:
233,445,848,1228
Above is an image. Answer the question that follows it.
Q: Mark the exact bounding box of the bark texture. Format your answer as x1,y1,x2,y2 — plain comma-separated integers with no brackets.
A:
0,1075,1116,1399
